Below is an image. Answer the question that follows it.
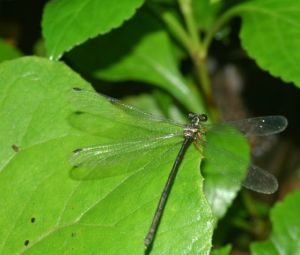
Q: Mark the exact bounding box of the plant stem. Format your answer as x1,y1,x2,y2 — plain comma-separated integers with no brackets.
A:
150,1,237,120
193,56,219,121
232,218,254,233
178,0,202,51
177,0,219,119
241,190,259,217
161,11,195,56
146,1,196,56
203,8,236,54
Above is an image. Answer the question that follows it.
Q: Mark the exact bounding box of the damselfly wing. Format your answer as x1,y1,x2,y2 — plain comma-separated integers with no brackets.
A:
69,87,288,249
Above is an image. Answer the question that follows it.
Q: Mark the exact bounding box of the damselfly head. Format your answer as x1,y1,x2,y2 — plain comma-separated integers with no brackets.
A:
188,113,208,125
199,114,208,122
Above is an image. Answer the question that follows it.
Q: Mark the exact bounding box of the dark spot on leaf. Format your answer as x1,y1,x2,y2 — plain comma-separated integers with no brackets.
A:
73,87,83,91
73,148,82,153
74,111,83,115
24,240,29,246
31,217,36,223
12,144,19,152
71,232,76,237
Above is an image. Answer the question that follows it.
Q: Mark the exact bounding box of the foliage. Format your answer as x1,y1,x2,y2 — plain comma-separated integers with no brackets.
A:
251,189,300,255
0,57,247,254
211,245,231,255
42,0,144,60
0,39,22,62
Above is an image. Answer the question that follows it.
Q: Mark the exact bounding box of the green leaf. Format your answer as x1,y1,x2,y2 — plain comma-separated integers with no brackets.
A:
0,57,214,254
42,0,144,60
232,0,300,87
211,244,231,255
68,11,205,113
0,39,22,62
251,189,300,255
203,125,250,219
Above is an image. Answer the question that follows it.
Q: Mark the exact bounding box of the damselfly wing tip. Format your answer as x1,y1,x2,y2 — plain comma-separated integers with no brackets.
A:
279,115,288,131
265,178,279,194
242,166,279,194
268,115,288,134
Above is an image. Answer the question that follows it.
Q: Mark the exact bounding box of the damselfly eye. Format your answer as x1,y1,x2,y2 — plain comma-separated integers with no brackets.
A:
188,112,196,120
199,114,208,122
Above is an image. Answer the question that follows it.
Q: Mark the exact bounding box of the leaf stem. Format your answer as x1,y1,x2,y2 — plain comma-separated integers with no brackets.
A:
178,0,202,51
176,0,219,119
193,56,218,119
232,218,254,233
241,190,259,217
203,8,237,54
147,2,195,56
150,1,237,120
160,11,195,56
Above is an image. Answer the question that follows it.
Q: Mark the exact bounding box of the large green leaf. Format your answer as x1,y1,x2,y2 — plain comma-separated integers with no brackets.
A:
203,124,249,219
232,0,300,87
42,0,144,60
68,11,204,113
0,39,22,62
0,57,215,254
251,189,300,255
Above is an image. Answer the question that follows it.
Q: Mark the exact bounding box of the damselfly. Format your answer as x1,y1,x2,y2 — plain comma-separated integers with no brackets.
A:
69,87,288,249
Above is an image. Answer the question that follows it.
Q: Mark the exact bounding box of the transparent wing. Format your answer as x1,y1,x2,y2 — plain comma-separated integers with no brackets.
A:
201,132,278,194
69,133,183,180
242,165,278,194
70,88,185,128
106,94,185,127
206,116,288,137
